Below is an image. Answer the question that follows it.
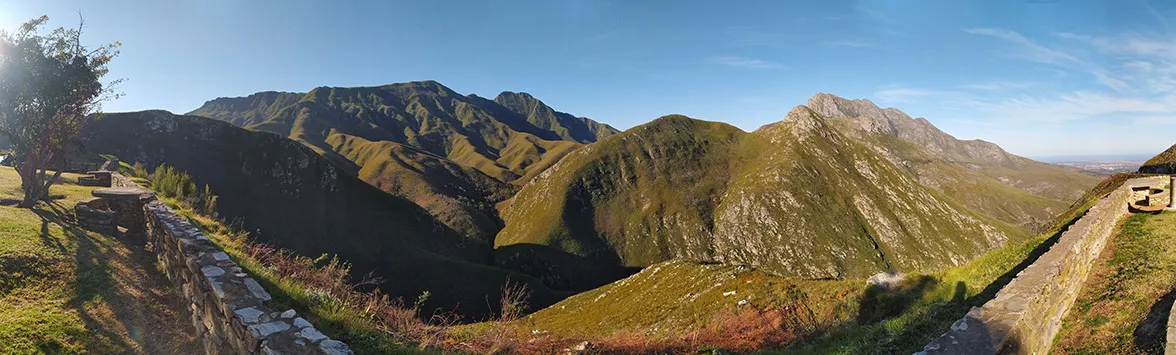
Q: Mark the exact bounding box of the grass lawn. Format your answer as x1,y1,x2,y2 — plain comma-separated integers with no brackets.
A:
0,166,201,354
1053,211,1176,354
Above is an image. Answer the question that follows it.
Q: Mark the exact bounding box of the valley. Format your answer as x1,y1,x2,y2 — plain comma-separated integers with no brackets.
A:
3,4,1174,354
64,80,1131,354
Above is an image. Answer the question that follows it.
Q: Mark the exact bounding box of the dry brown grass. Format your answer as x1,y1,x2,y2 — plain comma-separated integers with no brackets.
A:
221,237,811,354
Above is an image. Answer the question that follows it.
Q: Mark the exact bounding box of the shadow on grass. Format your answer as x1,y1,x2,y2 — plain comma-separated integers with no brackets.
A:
966,215,1075,307
856,275,939,324
33,202,201,354
1133,285,1176,353
784,207,1091,354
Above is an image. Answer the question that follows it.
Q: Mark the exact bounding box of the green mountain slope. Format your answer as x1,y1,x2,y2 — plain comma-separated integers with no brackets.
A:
493,91,618,143
188,81,618,242
495,105,1033,290
807,93,1099,232
80,110,560,319
1138,142,1176,173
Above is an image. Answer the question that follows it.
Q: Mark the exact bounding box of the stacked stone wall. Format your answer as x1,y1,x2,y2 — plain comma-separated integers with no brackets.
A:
75,197,116,235
111,173,353,355
920,177,1158,355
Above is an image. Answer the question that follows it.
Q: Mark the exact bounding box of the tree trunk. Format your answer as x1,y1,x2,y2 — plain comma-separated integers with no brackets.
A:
15,152,58,208
16,166,42,208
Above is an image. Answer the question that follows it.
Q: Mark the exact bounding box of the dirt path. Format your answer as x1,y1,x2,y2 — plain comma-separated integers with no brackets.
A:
70,220,205,354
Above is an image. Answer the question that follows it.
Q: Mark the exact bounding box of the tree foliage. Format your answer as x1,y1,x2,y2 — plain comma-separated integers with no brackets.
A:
0,15,121,207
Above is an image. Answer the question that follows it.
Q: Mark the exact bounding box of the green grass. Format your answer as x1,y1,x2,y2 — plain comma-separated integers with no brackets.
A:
1052,211,1176,354
0,166,200,354
514,260,860,339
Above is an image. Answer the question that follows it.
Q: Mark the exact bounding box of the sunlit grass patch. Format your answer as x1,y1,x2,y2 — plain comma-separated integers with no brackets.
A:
1053,211,1176,354
0,166,201,354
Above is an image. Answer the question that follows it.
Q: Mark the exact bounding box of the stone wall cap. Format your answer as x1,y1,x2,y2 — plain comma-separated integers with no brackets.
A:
92,187,154,198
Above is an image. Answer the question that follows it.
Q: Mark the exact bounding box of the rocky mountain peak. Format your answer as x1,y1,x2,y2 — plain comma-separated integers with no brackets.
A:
805,92,1018,166
783,105,838,142
494,91,555,115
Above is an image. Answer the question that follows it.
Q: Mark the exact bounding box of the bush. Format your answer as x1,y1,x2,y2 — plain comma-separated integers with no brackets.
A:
149,164,217,216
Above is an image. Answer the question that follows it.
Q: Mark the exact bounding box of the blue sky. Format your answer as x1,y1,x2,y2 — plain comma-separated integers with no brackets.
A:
3,0,1175,159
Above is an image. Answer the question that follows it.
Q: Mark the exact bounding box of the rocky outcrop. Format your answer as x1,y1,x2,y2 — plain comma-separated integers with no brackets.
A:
806,93,1099,232
919,176,1154,355
807,93,1014,166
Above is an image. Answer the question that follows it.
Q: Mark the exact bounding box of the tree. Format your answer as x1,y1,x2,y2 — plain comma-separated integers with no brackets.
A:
0,15,121,207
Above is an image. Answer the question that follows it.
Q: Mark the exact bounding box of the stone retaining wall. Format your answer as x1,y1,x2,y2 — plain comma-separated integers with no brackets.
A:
76,198,117,235
112,173,353,355
919,177,1157,355
1167,299,1176,354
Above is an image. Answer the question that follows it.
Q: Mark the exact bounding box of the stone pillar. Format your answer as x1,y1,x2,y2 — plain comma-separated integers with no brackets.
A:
1169,175,1176,210
92,187,155,244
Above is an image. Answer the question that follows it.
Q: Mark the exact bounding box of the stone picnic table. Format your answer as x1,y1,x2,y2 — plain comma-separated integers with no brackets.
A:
92,186,155,243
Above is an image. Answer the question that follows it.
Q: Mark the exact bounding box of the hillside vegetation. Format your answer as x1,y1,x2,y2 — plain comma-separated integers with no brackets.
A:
188,81,618,242
496,104,1038,290
808,93,1099,231
521,171,1129,353
81,111,559,320
495,94,1098,291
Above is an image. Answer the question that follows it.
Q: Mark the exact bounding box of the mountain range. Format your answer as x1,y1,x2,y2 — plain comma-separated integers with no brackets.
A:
188,81,618,244
79,81,1100,317
80,110,561,319
494,97,1098,289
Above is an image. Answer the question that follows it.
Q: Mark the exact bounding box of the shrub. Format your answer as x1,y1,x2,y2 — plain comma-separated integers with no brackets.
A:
149,164,217,216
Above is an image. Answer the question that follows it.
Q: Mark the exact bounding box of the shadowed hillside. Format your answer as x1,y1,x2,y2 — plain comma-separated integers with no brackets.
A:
1138,142,1176,173
495,105,1039,290
188,81,618,243
80,110,560,319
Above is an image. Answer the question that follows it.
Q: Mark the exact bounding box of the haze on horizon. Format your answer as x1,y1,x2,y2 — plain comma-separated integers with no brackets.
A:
3,0,1174,160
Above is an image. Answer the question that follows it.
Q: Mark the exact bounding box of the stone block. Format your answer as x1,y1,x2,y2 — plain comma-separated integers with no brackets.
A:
248,321,290,339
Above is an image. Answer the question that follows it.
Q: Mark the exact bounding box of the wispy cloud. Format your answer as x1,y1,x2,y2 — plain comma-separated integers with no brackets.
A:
874,87,938,102
855,6,895,23
824,39,889,50
711,56,783,69
959,81,1037,91
964,28,1082,66
726,28,797,48
1133,115,1176,125
975,92,1176,123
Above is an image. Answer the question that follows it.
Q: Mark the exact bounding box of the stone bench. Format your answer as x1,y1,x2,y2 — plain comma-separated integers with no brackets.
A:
75,197,117,235
77,170,113,187
92,186,155,244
